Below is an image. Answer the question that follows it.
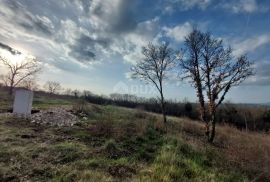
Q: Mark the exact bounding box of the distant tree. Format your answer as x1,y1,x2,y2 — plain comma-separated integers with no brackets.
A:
179,29,254,142
72,89,80,98
110,93,122,101
44,81,61,94
182,97,193,116
19,77,39,91
131,42,176,123
0,55,41,94
83,90,92,98
262,110,270,123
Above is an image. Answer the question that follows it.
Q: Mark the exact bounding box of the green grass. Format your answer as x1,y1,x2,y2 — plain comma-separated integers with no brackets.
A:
0,90,74,111
0,92,254,181
33,96,73,109
134,138,247,182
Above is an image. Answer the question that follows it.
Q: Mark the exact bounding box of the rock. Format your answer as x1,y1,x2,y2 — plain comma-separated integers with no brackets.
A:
82,117,88,120
30,107,79,127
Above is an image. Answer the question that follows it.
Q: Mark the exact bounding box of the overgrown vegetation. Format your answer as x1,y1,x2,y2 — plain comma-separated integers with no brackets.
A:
1,86,269,131
0,92,270,181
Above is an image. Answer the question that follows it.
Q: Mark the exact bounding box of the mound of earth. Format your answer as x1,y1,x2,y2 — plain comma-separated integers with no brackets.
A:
31,107,79,127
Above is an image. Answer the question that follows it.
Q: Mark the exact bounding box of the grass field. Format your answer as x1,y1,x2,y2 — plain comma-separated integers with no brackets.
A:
0,92,269,181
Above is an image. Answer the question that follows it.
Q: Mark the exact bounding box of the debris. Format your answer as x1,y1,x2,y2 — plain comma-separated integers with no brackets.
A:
31,107,78,127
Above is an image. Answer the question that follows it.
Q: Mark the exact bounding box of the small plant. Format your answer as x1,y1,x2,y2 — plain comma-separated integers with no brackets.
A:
104,139,121,159
72,99,88,115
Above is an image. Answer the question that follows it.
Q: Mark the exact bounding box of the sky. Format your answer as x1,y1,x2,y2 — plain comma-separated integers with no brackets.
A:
0,0,270,103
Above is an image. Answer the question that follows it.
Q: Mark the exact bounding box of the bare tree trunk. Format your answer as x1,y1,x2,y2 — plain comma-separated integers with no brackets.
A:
9,86,13,95
244,113,248,132
207,99,216,142
196,83,208,137
161,100,167,123
202,108,209,137
160,89,167,123
9,78,14,95
208,111,216,143
253,118,256,131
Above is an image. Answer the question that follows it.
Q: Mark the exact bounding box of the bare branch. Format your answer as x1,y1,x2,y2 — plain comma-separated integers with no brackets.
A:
178,28,254,142
0,55,41,94
131,42,176,123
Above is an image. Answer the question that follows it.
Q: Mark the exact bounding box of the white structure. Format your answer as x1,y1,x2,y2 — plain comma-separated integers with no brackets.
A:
13,88,33,115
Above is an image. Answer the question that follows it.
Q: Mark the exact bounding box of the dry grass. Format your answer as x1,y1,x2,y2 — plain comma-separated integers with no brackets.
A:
216,126,270,181
167,115,270,181
1,92,269,181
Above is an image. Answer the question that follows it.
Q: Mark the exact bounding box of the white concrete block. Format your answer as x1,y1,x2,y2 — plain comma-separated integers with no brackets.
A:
13,89,33,115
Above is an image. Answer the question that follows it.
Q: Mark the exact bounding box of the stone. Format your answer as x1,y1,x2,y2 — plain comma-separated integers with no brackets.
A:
13,88,33,116
31,107,79,127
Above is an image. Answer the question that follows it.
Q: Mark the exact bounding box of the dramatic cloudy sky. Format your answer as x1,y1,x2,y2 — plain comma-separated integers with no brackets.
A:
0,0,270,103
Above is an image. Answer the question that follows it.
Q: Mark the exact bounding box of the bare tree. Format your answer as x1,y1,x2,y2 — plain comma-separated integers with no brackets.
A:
83,90,92,98
0,56,41,94
179,29,254,142
19,77,39,91
44,81,62,94
131,42,176,123
72,89,80,98
179,29,207,128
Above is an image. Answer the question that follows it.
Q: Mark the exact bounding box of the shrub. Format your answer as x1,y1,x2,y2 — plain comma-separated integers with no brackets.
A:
262,110,270,123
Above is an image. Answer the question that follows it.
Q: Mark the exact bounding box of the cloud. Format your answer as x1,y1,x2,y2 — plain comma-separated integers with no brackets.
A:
0,42,21,55
119,17,161,64
222,0,258,13
245,61,270,86
20,15,55,36
163,22,193,42
163,0,268,14
0,0,162,72
3,1,55,36
76,0,92,13
232,34,270,56
69,34,111,62
219,0,270,13
164,0,212,12
86,0,138,33
179,0,212,10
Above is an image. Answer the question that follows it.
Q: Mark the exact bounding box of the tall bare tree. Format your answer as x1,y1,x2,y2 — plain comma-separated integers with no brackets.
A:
0,56,41,94
131,42,176,123
179,29,254,142
44,81,62,94
179,29,207,127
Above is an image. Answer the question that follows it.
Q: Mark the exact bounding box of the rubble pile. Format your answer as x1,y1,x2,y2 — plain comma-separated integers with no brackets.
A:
31,107,79,127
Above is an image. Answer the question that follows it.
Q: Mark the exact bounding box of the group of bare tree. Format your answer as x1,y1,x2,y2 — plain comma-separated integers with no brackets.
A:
0,55,41,94
43,81,62,94
131,28,254,142
0,52,65,95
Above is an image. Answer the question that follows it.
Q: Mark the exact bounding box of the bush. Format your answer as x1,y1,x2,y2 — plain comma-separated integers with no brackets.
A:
262,110,270,123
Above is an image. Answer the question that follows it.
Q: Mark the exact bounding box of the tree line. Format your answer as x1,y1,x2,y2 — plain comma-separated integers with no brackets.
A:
64,90,269,132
